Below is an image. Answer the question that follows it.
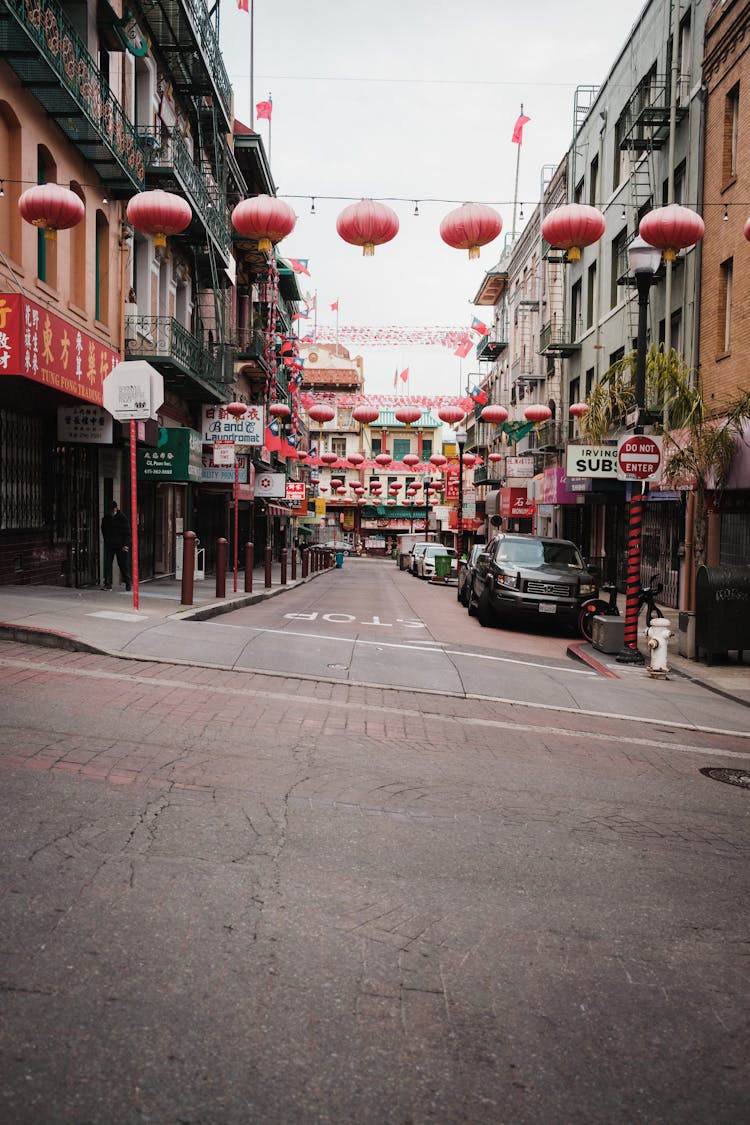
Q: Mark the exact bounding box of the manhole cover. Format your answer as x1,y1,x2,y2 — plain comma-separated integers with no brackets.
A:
700,767,750,791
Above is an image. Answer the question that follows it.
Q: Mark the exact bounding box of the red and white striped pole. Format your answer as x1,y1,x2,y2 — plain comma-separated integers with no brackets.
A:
617,488,645,663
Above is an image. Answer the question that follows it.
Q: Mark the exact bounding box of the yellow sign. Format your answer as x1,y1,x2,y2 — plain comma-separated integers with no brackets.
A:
315,498,327,515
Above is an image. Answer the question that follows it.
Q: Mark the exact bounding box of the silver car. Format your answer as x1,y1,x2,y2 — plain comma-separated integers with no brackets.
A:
416,544,458,580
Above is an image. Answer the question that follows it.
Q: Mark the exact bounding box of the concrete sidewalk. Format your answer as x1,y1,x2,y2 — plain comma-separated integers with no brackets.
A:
0,564,748,708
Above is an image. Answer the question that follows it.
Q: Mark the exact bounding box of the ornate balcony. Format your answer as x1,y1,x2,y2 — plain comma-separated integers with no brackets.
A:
136,0,231,131
139,127,230,264
539,319,582,357
125,314,225,401
476,336,507,363
0,0,146,194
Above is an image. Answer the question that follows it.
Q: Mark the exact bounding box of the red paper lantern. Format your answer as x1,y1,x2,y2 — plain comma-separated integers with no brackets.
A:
18,184,84,240
320,452,339,465
375,452,393,467
639,205,704,262
336,200,399,256
226,402,248,418
347,452,365,466
461,453,477,468
440,202,503,260
231,194,296,253
127,189,192,248
402,454,420,467
480,404,509,425
429,454,447,467
336,486,347,495
268,402,291,420
744,216,750,242
541,204,606,262
524,404,552,424
352,404,380,424
307,403,336,423
394,405,422,426
569,402,590,419
488,452,503,463
389,482,403,493
437,404,466,425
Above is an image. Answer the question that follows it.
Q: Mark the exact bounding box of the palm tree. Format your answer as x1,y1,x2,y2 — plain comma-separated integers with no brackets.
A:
581,344,750,571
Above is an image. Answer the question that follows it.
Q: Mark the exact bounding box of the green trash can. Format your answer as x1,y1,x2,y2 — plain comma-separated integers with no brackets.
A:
434,555,451,580
335,551,344,568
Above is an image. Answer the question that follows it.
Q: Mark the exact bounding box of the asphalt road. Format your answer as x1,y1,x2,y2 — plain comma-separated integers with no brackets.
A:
0,566,749,1123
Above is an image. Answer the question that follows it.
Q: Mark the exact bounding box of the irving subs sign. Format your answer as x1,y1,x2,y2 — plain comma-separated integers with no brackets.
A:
565,443,618,479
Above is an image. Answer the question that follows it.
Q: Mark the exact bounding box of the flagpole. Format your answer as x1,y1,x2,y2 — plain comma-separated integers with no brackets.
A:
249,1,254,128
511,102,523,243
314,289,318,340
335,301,339,351
267,90,272,165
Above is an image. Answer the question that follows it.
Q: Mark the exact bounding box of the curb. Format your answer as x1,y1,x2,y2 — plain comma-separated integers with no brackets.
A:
566,641,620,679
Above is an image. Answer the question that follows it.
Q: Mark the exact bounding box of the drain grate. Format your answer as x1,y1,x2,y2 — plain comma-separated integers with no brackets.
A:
700,767,750,791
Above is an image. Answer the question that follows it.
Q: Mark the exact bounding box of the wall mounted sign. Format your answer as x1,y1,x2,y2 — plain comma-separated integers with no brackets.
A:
137,427,202,482
202,403,264,446
57,405,113,444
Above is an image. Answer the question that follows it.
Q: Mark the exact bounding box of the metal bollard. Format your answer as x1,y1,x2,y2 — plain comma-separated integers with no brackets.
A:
280,547,288,585
244,542,253,593
215,537,227,598
301,549,308,578
265,545,272,588
291,547,297,581
181,531,196,606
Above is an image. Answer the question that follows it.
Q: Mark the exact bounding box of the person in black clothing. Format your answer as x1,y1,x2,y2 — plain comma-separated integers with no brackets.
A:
101,502,131,590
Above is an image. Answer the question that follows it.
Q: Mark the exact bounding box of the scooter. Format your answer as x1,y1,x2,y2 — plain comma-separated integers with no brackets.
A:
578,576,664,642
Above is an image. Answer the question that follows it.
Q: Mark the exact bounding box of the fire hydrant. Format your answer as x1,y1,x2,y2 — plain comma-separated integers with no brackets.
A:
645,616,674,679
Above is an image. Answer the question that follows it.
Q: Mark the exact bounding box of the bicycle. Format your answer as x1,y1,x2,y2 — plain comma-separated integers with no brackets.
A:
578,575,664,642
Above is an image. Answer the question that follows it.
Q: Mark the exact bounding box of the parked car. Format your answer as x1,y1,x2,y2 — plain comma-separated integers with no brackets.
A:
408,541,431,575
457,543,486,606
416,544,458,580
467,534,597,628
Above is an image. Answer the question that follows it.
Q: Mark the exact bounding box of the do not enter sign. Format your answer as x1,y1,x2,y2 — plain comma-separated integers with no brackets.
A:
616,434,664,481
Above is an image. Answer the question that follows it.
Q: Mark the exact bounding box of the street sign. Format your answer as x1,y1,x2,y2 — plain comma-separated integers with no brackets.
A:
102,360,164,420
566,443,618,478
616,434,663,481
286,481,305,501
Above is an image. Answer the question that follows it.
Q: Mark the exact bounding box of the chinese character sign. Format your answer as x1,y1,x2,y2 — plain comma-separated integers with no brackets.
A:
201,403,265,445
0,293,119,405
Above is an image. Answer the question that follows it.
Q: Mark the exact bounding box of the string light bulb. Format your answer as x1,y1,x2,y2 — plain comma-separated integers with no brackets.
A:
0,181,4,198
413,200,419,217
723,205,729,222
310,197,316,214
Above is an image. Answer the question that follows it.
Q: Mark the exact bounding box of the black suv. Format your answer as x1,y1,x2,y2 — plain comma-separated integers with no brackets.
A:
467,534,597,629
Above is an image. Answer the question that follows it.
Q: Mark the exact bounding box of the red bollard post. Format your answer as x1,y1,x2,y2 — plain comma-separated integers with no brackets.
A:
281,547,288,586
291,546,297,581
215,537,227,599
265,545,272,588
181,531,196,606
244,543,253,593
301,548,309,578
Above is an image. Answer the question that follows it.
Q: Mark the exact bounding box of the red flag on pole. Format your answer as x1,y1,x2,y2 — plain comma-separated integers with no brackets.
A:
454,338,473,359
237,0,249,9
399,367,409,383
512,114,531,144
330,300,338,311
256,98,273,121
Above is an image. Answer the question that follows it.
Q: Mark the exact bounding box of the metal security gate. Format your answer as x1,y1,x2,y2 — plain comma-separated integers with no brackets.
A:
52,444,99,587
641,498,682,608
720,510,750,565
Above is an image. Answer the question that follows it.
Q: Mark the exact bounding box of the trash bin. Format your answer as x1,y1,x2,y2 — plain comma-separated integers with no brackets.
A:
335,551,344,568
695,564,750,664
399,553,409,570
434,555,451,580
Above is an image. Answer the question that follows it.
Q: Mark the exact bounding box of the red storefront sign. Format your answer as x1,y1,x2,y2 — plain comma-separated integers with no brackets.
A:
500,487,535,519
0,293,120,406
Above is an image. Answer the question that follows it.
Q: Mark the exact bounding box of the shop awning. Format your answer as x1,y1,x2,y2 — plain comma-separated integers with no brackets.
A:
266,503,294,518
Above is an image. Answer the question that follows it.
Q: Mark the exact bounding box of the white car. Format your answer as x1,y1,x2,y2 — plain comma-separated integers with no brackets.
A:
408,542,430,574
416,545,458,580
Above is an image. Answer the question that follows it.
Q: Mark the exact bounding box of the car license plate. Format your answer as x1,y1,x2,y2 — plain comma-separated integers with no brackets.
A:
539,603,557,614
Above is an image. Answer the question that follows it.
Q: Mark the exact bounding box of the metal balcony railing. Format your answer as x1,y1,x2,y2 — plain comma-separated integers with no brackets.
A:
529,420,565,451
476,336,508,363
125,315,217,385
539,318,583,356
0,0,146,192
139,127,230,260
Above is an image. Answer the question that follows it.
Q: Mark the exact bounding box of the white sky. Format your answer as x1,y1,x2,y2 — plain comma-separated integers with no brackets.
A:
219,1,647,399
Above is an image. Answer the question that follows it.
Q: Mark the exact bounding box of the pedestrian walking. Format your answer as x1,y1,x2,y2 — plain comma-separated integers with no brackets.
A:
101,502,131,591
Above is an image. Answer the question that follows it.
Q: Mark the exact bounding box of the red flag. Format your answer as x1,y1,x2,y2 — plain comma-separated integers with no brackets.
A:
330,300,338,311
399,367,409,383
471,317,489,336
512,114,531,144
256,99,273,121
237,0,249,9
454,339,473,359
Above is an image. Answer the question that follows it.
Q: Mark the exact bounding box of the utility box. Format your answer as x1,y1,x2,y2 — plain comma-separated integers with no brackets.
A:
678,610,696,659
591,614,625,654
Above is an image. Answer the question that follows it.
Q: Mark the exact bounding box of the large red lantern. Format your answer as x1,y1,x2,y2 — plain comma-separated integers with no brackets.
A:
429,453,447,467
480,404,509,425
488,452,503,463
231,194,296,253
18,184,85,240
524,404,552,425
402,454,420,468
352,404,380,424
440,203,502,260
307,403,336,424
461,453,477,468
336,200,399,256
437,404,466,425
268,402,291,420
347,452,365,466
569,402,590,419
225,402,248,418
127,189,192,247
375,452,393,467
639,204,705,262
320,452,339,465
394,405,422,426
541,204,606,262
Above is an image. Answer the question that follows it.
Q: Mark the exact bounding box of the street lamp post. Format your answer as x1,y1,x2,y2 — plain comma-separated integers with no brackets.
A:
616,236,661,665
455,427,467,564
423,474,432,541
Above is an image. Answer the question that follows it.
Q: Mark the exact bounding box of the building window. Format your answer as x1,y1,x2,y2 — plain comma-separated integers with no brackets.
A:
371,437,382,455
422,438,433,458
610,227,628,309
0,410,46,530
574,177,584,204
585,367,595,398
95,211,109,324
36,147,57,286
393,437,410,461
586,261,597,330
571,279,582,336
724,83,740,185
718,258,733,355
0,100,23,264
589,155,599,208
69,181,86,310
331,437,347,458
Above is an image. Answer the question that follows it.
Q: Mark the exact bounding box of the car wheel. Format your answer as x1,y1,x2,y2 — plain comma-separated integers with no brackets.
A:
477,588,497,628
467,585,478,617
